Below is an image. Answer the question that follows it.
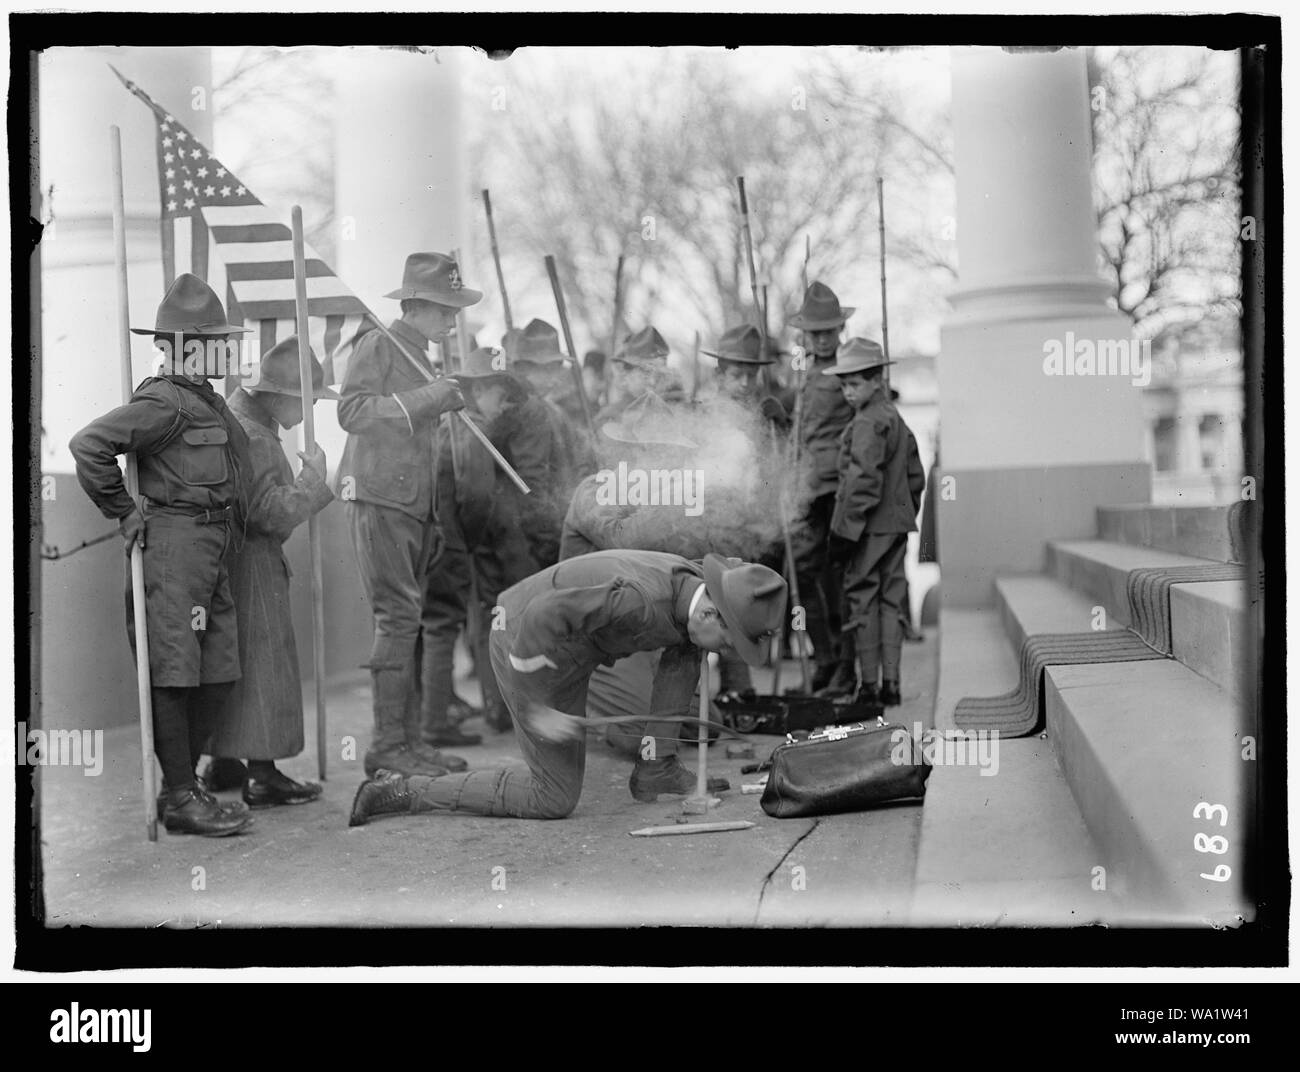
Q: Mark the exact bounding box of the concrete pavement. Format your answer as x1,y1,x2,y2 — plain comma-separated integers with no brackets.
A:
38,630,936,929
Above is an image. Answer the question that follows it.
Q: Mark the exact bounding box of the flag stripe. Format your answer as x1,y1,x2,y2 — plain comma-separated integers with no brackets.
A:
261,320,278,357
323,315,343,359
208,223,292,244
233,275,362,303
237,296,371,321
225,260,338,283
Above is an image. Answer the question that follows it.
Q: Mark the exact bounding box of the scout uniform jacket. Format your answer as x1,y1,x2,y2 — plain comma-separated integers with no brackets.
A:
496,549,705,720
70,374,247,518
829,382,926,541
335,319,444,520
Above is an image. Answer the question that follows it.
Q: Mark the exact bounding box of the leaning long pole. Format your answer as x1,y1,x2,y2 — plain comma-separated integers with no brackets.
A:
291,207,329,782
481,189,513,335
543,255,596,438
111,125,157,842
877,177,891,392
606,253,625,362
368,317,530,495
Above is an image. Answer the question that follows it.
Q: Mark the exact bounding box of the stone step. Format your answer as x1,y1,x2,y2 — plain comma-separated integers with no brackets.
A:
911,737,1116,926
1097,504,1240,563
1046,539,1246,693
995,573,1123,653
915,606,1145,925
1044,660,1254,926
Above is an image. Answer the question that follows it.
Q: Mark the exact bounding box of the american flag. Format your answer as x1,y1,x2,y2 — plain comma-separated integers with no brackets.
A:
111,66,372,383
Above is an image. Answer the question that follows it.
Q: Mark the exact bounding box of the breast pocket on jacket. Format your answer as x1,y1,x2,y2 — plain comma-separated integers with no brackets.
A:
180,425,229,486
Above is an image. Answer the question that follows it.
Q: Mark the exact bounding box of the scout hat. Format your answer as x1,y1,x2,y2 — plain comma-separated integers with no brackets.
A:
701,324,777,366
250,335,339,400
701,554,789,667
821,337,893,377
130,272,251,336
600,391,698,449
513,319,568,366
788,281,855,331
614,326,670,368
385,252,482,308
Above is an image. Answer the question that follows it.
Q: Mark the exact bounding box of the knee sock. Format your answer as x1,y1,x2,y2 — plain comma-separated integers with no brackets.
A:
151,686,194,792
188,681,234,771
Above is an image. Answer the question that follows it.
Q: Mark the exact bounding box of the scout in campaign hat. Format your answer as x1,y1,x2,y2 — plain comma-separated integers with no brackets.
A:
821,336,893,377
513,319,568,367
702,553,789,667
454,345,527,421
701,323,778,366
130,272,252,336
614,326,670,368
788,281,856,332
385,252,483,308
250,335,339,400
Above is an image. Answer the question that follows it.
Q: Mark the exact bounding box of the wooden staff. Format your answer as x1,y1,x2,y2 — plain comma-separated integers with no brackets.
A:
111,125,157,842
736,176,767,364
446,249,472,484
368,317,530,495
606,253,625,363
481,189,513,334
290,206,329,782
877,177,891,391
543,254,596,438
767,425,813,694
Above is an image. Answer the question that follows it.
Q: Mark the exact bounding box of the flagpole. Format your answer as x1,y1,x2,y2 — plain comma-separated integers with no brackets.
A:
291,206,329,783
111,125,158,842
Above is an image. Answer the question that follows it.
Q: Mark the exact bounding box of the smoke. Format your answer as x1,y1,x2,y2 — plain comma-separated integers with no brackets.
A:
587,394,813,565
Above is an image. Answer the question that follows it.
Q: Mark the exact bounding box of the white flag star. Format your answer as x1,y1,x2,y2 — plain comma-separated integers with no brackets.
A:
177,130,187,141
164,168,174,179
184,198,195,209
216,167,226,177
196,166,208,178
183,179,193,189
164,153,174,163
167,184,175,194
204,185,215,196
236,185,246,195
162,137,172,147
220,186,231,197
167,200,177,211
164,114,174,122
190,149,202,159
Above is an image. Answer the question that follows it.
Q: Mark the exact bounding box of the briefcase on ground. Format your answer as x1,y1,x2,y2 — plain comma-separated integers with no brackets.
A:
759,720,931,819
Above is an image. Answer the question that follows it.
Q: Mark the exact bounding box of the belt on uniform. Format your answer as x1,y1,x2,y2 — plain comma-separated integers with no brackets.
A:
142,500,234,525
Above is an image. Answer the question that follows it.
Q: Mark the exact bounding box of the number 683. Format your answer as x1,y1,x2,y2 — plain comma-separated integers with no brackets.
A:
1193,801,1231,883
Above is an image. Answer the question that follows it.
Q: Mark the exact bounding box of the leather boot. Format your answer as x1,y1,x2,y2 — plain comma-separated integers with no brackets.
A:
163,786,253,837
420,631,481,748
879,679,902,707
364,638,452,778
349,770,420,827
629,755,730,803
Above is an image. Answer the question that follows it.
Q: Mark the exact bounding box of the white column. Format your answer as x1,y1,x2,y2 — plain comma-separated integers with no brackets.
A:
40,46,213,472
939,47,1150,605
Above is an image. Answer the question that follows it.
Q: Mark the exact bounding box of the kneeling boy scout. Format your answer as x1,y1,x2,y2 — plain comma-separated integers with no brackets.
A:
69,274,255,836
349,551,787,823
822,338,925,708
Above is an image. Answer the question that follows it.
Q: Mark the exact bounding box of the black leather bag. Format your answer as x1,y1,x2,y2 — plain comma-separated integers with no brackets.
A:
759,720,931,818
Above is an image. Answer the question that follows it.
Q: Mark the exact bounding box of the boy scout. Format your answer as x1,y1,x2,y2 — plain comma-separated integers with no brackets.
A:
336,252,474,779
349,551,786,823
823,338,925,707
69,273,254,836
787,282,858,698
201,337,337,806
